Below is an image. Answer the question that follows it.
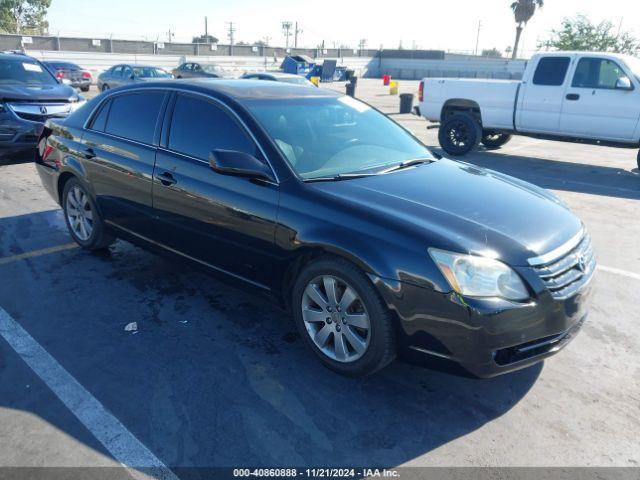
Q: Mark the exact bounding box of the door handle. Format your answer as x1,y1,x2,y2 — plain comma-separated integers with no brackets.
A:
83,147,96,159
157,171,177,186
566,93,580,101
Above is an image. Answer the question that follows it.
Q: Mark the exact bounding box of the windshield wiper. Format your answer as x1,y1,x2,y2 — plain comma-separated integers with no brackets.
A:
379,158,433,174
303,172,380,183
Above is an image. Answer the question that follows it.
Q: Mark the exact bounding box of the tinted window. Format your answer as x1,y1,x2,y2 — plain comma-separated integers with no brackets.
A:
572,58,629,89
91,100,111,132
168,94,257,160
532,57,570,86
104,92,165,144
111,66,123,77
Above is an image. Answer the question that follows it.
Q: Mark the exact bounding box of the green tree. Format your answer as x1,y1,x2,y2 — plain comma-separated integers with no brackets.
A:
192,34,219,44
541,15,640,55
0,0,51,35
481,47,503,58
510,0,544,59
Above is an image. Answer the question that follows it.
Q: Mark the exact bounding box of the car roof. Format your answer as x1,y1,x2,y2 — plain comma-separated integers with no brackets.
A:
0,52,38,61
107,78,339,102
246,71,302,79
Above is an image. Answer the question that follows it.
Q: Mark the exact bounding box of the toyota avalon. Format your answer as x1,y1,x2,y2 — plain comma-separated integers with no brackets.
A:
35,80,595,377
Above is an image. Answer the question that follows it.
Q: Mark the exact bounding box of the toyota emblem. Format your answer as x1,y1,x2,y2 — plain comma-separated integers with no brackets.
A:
39,106,48,115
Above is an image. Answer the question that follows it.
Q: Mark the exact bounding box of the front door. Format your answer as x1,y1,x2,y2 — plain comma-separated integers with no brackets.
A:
559,57,640,142
152,92,280,289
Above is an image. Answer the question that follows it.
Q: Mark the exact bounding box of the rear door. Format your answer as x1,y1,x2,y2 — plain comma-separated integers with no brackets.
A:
152,92,280,288
559,56,639,141
516,55,573,134
82,90,168,238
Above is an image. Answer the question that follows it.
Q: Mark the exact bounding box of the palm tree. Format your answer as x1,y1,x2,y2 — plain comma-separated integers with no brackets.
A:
510,0,544,59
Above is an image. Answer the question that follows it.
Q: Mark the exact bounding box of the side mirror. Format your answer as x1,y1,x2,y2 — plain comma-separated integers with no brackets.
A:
615,76,633,90
209,150,273,181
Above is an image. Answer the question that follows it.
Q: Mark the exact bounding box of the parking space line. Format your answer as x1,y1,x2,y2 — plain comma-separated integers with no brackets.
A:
598,265,640,281
0,307,179,480
0,243,79,266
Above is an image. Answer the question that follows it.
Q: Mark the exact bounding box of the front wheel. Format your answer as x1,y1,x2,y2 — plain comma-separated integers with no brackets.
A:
62,178,115,251
438,113,482,156
80,86,90,92
101,84,109,92
637,149,640,171
481,131,512,149
292,257,396,377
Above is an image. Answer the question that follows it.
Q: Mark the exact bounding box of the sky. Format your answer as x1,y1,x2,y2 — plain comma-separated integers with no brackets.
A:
45,0,640,57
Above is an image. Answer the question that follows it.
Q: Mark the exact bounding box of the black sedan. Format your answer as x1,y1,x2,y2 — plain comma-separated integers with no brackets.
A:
42,61,92,92
35,80,595,377
172,62,228,79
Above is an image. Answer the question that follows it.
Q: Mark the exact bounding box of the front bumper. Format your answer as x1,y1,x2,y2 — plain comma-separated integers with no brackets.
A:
0,115,44,157
373,270,594,378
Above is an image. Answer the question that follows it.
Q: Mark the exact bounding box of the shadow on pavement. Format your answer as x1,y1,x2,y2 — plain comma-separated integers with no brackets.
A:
430,148,640,200
0,209,542,470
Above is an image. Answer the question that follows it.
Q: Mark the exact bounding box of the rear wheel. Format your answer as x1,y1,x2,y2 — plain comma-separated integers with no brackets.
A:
292,257,396,377
438,113,482,156
80,86,90,92
637,149,640,171
481,131,512,149
101,84,110,92
62,178,115,251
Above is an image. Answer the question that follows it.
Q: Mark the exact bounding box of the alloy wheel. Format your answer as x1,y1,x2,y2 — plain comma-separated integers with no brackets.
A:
66,186,94,241
301,275,371,363
448,121,470,148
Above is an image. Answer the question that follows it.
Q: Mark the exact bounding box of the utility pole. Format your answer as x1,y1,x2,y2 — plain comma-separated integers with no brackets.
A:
226,21,236,55
282,21,293,50
263,36,271,47
167,29,174,43
294,22,303,48
475,20,482,55
204,16,209,42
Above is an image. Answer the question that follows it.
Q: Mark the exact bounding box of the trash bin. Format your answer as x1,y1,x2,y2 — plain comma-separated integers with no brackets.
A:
349,75,358,85
346,82,356,97
399,93,414,114
345,69,355,82
383,74,391,86
389,80,399,95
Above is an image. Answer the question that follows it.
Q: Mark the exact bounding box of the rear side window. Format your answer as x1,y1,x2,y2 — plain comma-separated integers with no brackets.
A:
90,100,111,131
104,92,165,144
168,94,257,160
572,58,629,89
532,57,570,86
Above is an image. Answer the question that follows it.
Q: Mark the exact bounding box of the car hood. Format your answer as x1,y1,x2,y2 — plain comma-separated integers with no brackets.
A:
0,84,78,102
311,159,583,266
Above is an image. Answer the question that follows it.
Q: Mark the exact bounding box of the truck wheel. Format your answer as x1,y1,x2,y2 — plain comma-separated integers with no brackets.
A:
481,131,512,150
637,149,640,171
438,113,482,156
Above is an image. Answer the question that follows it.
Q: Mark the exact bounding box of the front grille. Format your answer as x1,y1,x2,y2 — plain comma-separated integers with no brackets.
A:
7,102,72,123
531,234,596,300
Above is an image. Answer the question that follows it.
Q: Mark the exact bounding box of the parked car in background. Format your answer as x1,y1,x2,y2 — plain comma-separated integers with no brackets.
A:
35,80,594,378
97,64,172,91
418,51,640,169
43,61,92,92
241,71,315,86
0,52,85,158
172,62,228,79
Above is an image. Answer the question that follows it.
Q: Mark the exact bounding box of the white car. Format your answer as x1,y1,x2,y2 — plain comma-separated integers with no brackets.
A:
418,52,640,168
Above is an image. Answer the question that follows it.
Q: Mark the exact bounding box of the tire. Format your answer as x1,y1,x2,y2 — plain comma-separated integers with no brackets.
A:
62,178,115,251
101,84,109,92
481,131,512,150
438,113,482,156
637,149,640,171
80,86,90,92
291,257,396,377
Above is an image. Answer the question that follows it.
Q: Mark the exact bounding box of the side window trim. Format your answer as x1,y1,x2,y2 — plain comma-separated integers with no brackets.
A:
162,90,279,183
571,57,633,90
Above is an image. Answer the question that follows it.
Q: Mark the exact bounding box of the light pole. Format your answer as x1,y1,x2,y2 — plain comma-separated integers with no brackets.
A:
282,21,293,51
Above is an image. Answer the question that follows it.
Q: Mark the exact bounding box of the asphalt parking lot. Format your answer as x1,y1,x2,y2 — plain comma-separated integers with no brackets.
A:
0,79,639,476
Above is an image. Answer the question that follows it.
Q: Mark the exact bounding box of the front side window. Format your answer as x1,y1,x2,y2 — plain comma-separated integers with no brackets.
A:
104,92,165,144
0,58,58,86
246,95,433,180
572,58,629,89
532,57,571,86
111,66,123,77
132,67,172,78
168,94,258,160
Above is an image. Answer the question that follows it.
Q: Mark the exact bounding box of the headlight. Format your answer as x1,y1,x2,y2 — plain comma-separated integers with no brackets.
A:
69,99,87,112
429,249,529,301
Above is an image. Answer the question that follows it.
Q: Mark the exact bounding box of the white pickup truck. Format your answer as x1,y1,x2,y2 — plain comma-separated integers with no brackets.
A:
418,51,640,168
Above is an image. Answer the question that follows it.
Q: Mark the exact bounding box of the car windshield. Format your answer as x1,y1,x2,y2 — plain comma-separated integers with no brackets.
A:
278,76,310,86
0,58,58,86
132,67,172,78
202,64,222,73
246,95,433,180
623,55,640,83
